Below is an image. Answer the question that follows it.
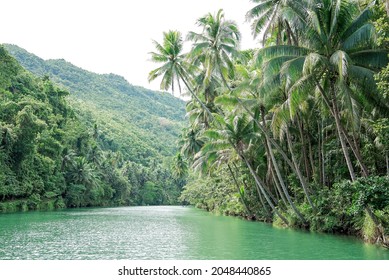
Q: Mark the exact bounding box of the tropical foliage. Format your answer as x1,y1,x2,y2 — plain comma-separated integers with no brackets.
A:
0,45,186,211
149,1,389,245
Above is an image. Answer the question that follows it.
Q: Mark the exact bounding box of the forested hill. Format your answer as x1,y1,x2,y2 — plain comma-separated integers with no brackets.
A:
0,44,186,211
3,44,186,163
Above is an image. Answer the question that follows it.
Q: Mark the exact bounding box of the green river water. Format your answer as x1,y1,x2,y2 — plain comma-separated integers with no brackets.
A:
0,206,388,260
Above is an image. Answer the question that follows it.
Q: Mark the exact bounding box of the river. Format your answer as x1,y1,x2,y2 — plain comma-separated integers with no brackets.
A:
0,206,388,259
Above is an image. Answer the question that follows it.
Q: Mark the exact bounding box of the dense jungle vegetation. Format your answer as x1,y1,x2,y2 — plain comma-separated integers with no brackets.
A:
1,0,389,247
0,45,186,211
149,0,389,245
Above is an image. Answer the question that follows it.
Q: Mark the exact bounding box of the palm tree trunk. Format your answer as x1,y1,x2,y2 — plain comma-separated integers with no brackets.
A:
318,121,323,185
315,79,356,181
260,108,306,222
386,152,389,176
318,120,326,186
241,154,289,225
341,128,369,177
178,72,213,117
285,127,314,213
233,96,314,209
227,163,251,215
386,0,389,17
332,97,356,181
297,115,311,179
270,164,288,208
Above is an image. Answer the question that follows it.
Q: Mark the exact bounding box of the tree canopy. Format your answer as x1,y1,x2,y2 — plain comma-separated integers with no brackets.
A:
150,1,389,246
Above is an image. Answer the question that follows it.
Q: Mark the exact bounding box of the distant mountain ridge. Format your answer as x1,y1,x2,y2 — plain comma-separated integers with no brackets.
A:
4,44,186,165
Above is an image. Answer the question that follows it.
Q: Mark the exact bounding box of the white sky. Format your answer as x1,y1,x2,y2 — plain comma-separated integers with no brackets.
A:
0,0,259,92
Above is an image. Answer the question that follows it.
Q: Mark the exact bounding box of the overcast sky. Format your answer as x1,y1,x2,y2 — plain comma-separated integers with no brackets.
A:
0,0,259,92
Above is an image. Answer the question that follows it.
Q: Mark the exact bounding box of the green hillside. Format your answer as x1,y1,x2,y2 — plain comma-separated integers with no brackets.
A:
3,44,186,165
0,45,187,211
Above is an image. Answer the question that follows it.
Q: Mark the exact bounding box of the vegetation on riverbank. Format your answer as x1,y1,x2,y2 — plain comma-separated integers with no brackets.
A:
149,0,389,246
0,45,185,211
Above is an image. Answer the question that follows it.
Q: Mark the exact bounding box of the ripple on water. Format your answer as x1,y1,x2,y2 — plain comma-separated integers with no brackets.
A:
0,206,388,260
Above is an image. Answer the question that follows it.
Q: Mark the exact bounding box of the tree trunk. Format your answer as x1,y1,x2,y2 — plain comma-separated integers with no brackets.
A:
178,72,213,118
233,96,314,209
267,128,306,222
241,155,289,225
318,121,323,185
297,115,311,179
340,129,369,177
286,127,315,212
315,79,356,181
332,97,356,181
270,165,289,209
227,163,251,215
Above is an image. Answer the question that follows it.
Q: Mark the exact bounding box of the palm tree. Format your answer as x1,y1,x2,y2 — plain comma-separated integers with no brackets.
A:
179,128,205,161
258,0,388,180
202,114,291,224
87,145,104,167
148,30,185,95
149,30,212,115
68,157,99,187
171,152,188,180
187,9,241,89
246,0,304,45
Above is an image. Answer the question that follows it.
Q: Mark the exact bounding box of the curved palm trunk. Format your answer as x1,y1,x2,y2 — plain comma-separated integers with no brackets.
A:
341,128,369,177
316,79,357,180
285,127,315,210
332,96,356,181
297,115,312,179
234,97,314,209
267,132,306,222
178,72,213,118
227,163,251,215
270,166,288,208
386,0,389,16
259,107,307,221
241,154,289,225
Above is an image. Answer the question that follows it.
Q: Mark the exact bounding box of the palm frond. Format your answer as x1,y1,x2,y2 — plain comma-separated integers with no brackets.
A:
341,5,373,40
246,0,275,20
302,52,328,76
341,23,375,51
350,50,389,70
330,50,351,80
256,45,310,65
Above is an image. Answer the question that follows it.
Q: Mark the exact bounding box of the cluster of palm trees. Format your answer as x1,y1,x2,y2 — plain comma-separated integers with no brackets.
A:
149,0,388,236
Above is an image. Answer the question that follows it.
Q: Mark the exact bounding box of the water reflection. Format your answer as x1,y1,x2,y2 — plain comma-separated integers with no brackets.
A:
0,206,388,260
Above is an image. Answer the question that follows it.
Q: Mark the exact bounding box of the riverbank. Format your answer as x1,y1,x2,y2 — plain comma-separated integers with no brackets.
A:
2,176,388,249
181,176,389,249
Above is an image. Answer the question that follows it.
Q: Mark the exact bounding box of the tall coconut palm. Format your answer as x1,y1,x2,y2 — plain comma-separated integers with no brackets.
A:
149,30,212,116
246,0,305,45
257,0,388,181
179,128,205,162
171,152,188,180
191,129,253,216
202,113,294,224
187,9,241,89
148,30,185,95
